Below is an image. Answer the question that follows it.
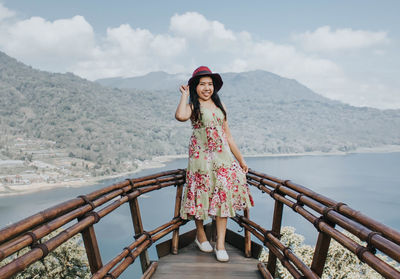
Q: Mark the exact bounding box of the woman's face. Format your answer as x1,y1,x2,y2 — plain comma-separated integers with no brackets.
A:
196,76,214,101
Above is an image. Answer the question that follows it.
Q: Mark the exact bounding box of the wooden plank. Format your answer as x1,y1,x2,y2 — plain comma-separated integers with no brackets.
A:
152,242,263,279
156,226,262,260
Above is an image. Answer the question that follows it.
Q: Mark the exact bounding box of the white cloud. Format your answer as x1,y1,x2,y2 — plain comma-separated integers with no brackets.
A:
0,7,186,78
0,5,398,109
292,26,389,52
224,41,343,79
72,24,187,79
0,3,15,21
0,15,95,71
170,12,236,51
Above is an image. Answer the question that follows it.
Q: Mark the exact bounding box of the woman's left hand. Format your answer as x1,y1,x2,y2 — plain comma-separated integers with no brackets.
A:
239,160,248,173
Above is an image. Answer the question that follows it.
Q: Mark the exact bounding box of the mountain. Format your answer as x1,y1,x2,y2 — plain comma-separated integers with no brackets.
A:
0,51,190,176
97,69,400,154
1,51,400,177
97,69,329,103
97,71,188,92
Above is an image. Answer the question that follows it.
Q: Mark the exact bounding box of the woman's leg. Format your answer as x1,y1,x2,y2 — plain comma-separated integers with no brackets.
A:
195,219,208,242
215,216,227,250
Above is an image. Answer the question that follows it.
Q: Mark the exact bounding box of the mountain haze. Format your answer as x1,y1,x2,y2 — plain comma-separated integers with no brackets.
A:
1,51,400,177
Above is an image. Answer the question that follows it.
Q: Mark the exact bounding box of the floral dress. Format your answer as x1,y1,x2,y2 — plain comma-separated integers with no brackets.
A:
180,105,254,220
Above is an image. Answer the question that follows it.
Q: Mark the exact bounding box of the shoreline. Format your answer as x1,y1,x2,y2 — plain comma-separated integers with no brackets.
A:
1,145,399,197
244,144,400,158
0,155,187,197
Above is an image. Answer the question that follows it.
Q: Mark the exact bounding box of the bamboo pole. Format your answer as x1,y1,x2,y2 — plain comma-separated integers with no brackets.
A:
247,175,400,263
0,184,132,261
0,169,183,246
2,168,400,279
267,197,284,276
0,181,182,278
80,225,103,274
91,234,147,279
141,261,158,279
171,183,184,254
0,180,129,245
311,229,334,277
104,221,185,279
248,169,400,246
236,215,319,279
91,218,182,279
244,208,251,258
257,263,274,279
129,196,150,273
238,189,400,279
231,216,303,279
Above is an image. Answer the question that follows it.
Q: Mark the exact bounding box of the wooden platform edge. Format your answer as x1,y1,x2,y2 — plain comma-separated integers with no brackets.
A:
156,222,263,259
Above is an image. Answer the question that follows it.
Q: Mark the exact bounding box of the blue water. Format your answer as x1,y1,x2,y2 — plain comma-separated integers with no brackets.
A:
1,152,399,278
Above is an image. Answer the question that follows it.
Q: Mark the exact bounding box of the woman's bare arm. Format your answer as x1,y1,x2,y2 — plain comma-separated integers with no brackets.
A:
175,85,192,122
222,103,248,173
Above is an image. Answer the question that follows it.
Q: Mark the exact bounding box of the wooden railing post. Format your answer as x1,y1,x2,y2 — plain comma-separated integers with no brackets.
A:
311,224,335,276
171,183,183,254
244,208,252,257
129,197,150,273
267,199,284,277
81,225,103,274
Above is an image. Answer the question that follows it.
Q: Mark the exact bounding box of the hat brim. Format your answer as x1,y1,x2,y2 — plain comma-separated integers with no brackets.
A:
188,73,223,93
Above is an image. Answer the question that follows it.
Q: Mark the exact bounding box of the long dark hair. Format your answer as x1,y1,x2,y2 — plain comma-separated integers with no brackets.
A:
189,75,227,123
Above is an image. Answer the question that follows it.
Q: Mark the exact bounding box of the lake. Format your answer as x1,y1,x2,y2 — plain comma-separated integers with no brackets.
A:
1,152,399,279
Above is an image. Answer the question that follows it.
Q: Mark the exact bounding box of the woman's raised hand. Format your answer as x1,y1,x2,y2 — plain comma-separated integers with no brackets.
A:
180,85,189,97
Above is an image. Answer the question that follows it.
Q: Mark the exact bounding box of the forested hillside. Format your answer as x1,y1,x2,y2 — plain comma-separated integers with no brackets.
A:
0,51,190,176
98,68,400,155
1,51,400,176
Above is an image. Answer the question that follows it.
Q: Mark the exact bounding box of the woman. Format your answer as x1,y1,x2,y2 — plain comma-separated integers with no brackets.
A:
175,66,253,262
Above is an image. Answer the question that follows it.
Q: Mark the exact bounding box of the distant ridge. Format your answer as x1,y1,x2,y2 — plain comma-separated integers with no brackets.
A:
1,50,400,176
96,71,189,91
96,70,330,103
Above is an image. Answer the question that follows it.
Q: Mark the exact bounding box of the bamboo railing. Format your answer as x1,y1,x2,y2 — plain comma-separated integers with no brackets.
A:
241,169,400,279
0,168,399,279
0,169,187,279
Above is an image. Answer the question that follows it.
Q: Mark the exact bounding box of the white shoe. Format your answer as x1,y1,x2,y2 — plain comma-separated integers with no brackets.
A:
194,238,213,252
214,246,229,262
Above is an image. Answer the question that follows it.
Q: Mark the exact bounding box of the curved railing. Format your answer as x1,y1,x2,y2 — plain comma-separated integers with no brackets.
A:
0,169,187,279
0,168,399,279
242,169,400,278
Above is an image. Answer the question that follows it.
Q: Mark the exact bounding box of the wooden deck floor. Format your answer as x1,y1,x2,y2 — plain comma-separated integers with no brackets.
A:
152,242,263,279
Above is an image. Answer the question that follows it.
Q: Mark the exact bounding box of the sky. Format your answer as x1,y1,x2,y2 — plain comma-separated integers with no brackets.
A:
0,0,399,109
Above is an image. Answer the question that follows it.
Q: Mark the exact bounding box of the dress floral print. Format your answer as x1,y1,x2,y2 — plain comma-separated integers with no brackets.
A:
180,106,254,220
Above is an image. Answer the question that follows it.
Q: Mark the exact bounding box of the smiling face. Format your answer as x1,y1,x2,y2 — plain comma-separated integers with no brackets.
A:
196,76,214,102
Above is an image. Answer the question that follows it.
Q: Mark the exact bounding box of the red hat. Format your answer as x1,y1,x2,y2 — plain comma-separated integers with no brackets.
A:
188,66,223,92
